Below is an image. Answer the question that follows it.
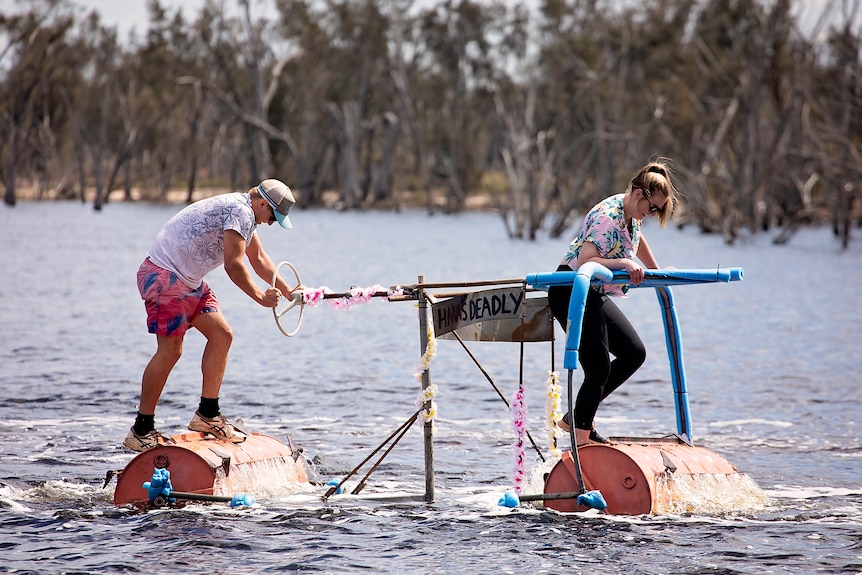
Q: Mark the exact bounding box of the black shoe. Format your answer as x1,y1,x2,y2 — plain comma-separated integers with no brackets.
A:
589,427,610,444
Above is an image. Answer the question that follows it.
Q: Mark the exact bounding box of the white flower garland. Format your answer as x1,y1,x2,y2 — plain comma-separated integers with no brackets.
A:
545,370,563,459
416,383,438,423
414,312,437,423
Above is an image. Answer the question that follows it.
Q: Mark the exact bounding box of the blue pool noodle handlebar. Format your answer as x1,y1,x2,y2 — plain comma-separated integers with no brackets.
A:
525,266,744,441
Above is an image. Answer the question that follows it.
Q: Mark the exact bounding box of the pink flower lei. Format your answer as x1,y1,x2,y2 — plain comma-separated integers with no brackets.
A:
511,385,528,493
301,285,404,309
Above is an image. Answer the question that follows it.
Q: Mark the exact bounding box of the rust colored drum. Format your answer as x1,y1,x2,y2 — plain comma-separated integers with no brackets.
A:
543,437,741,515
114,432,309,507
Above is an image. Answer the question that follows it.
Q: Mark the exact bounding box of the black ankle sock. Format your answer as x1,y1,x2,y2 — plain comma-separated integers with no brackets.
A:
198,397,220,419
134,413,155,436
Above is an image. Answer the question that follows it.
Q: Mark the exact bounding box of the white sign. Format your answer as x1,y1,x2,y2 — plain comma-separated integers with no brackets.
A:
432,288,553,342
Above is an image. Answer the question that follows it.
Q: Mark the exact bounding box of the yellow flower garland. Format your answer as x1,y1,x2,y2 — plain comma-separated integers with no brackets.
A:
545,370,562,458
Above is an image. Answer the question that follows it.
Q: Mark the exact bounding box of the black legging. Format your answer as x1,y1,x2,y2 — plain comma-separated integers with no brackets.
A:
547,265,646,430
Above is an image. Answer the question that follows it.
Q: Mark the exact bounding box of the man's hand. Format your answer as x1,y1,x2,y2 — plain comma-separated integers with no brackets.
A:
289,285,306,304
261,287,282,307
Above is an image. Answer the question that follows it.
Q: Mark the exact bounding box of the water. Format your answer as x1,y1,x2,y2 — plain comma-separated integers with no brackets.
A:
1,201,860,574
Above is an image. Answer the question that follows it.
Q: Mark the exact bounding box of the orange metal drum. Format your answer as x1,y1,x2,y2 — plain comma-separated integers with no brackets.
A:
543,437,741,515
114,431,309,506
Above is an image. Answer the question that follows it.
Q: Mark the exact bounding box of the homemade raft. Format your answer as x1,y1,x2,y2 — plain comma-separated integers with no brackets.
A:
113,431,308,507
113,264,760,514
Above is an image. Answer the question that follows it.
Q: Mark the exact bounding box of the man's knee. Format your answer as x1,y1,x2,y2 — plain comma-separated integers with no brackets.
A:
220,326,234,347
208,324,234,348
193,313,234,347
156,337,184,363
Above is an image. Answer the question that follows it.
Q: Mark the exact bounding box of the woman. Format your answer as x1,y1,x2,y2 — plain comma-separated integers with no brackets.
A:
548,160,678,447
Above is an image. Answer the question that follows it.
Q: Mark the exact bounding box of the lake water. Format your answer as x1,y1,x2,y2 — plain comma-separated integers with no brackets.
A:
1,201,860,574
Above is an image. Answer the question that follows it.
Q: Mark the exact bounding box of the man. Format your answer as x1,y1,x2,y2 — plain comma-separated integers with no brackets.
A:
124,179,299,452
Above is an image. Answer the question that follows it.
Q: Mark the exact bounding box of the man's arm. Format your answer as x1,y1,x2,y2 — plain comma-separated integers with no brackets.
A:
244,232,294,298
223,230,281,307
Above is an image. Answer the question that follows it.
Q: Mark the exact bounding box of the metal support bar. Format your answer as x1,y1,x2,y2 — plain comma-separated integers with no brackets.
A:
417,276,435,503
517,491,583,502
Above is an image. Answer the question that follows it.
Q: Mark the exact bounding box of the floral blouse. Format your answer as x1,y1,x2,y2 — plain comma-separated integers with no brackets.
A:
563,193,640,297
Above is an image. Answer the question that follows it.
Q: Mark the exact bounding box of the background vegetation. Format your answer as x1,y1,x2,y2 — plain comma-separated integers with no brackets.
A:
1,0,859,246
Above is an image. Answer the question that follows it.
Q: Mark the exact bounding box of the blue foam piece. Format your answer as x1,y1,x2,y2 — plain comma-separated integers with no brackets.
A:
230,493,256,508
577,490,608,510
497,491,521,508
142,468,174,503
326,480,343,495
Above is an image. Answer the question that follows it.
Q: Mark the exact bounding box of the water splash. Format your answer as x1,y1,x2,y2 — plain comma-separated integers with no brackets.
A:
653,472,771,515
212,457,316,500
517,456,562,508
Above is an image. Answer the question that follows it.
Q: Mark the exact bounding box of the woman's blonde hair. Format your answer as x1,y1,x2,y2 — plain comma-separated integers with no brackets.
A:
630,159,677,227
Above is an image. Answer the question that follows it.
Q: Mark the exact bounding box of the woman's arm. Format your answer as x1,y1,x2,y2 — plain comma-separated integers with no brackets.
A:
577,238,644,285
575,241,647,284
636,233,659,269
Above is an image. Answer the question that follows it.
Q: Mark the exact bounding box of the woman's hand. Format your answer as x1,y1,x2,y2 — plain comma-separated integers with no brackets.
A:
621,259,645,284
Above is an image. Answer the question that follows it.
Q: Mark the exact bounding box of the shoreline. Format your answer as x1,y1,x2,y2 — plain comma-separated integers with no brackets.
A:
8,185,499,212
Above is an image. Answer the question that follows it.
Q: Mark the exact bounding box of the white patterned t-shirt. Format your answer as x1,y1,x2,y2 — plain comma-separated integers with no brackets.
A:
147,193,257,289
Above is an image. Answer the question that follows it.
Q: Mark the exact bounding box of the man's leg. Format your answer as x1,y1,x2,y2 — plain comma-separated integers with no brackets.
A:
125,335,184,451
190,311,233,401
187,311,246,442
139,335,184,415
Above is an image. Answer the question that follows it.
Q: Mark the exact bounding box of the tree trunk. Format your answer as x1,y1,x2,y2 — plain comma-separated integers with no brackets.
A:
3,121,19,206
92,74,112,211
373,112,400,202
340,101,361,209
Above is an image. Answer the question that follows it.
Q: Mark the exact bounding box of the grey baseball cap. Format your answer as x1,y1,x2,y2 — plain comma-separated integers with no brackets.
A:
258,179,295,229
